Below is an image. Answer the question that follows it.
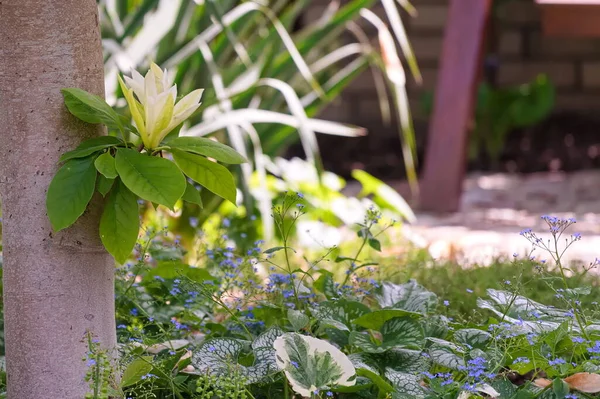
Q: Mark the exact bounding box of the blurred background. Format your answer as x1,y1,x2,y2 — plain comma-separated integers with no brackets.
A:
97,0,600,264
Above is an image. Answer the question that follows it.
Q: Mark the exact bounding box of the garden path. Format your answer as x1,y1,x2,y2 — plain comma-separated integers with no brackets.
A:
388,171,600,266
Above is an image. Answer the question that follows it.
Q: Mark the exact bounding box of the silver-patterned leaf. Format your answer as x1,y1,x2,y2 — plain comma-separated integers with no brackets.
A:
386,369,427,398
454,328,492,349
428,345,465,370
385,349,430,374
375,280,437,313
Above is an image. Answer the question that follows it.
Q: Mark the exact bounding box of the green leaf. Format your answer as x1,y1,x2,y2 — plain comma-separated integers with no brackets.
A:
313,299,371,328
59,136,123,162
97,175,115,197
349,353,394,394
115,148,186,209
353,309,421,331
100,180,139,264
94,152,118,179
46,156,97,231
121,356,153,388
385,348,431,374
191,329,283,384
317,319,350,333
147,261,215,283
422,315,449,339
313,271,338,299
375,280,438,313
368,238,381,252
350,317,424,353
171,150,237,204
454,329,492,349
61,88,123,129
181,182,203,207
166,137,247,164
287,309,309,331
428,344,465,370
385,369,427,398
552,377,569,398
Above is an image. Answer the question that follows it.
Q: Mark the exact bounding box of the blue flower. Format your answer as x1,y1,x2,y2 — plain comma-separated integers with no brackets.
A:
548,358,566,366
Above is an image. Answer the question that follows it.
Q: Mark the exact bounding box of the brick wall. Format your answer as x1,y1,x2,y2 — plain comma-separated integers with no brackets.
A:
308,0,600,142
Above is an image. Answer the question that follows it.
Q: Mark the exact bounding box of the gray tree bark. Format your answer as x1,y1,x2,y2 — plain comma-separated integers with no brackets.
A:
0,1,117,397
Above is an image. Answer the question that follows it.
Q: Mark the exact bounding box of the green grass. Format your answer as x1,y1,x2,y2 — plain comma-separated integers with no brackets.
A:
379,251,600,323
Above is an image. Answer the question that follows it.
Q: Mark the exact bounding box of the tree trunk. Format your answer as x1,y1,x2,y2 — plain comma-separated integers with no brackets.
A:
0,1,117,397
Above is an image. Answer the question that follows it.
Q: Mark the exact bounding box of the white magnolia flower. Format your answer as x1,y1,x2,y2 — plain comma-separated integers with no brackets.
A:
118,63,204,149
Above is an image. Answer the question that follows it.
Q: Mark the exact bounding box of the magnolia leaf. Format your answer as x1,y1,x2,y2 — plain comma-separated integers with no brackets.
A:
166,137,247,164
61,88,124,129
100,180,139,264
60,136,123,162
375,280,438,313
46,156,97,231
94,152,118,179
171,149,236,204
182,182,203,207
115,148,186,209
97,175,115,197
288,309,310,331
121,356,153,387
274,333,356,397
564,372,600,393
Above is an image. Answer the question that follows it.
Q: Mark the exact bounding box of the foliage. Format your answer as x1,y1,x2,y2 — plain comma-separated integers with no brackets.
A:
64,193,600,399
46,65,244,263
97,0,422,236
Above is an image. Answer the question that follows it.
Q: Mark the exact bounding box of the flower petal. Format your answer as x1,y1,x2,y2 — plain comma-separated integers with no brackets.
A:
150,63,166,93
118,75,147,143
174,89,204,117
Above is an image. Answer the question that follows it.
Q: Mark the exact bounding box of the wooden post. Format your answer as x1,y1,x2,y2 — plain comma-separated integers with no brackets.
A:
419,0,492,212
